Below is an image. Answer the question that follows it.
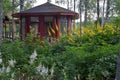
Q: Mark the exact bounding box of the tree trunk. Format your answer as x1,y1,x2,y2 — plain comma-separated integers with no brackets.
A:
67,0,69,9
97,0,100,21
47,0,51,2
74,0,75,12
12,0,15,39
115,53,120,80
73,0,76,30
19,0,24,40
0,2,3,41
101,0,105,28
79,0,82,36
105,0,110,21
20,0,24,12
84,0,88,26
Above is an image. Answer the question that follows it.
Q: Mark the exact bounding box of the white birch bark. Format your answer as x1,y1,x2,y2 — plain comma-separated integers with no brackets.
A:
101,0,105,28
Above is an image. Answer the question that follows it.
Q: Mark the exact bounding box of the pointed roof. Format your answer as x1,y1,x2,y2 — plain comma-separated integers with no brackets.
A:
13,2,79,19
23,2,76,13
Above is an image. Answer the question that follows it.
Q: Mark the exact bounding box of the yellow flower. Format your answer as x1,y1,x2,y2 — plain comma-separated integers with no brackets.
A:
83,27,90,34
48,28,51,36
104,23,115,34
63,27,66,33
55,22,59,31
68,35,74,42
60,32,62,36
96,23,103,33
68,26,71,33
50,27,55,34
89,30,95,36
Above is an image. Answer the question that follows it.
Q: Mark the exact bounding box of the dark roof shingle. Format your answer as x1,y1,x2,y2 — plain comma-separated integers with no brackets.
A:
13,2,79,19
21,2,76,13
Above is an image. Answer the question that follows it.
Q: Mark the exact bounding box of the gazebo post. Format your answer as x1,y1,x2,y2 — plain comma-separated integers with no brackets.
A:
67,17,72,33
56,16,60,38
25,17,30,37
20,17,23,40
39,16,44,40
4,22,7,38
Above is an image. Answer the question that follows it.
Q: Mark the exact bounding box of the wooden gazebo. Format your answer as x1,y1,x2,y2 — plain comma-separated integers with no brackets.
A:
13,2,79,40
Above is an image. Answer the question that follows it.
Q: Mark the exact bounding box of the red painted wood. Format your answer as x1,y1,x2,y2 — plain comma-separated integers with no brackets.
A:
53,18,56,38
13,12,78,19
56,16,60,38
25,17,30,37
4,23,7,38
67,17,72,33
20,17,23,40
38,16,44,40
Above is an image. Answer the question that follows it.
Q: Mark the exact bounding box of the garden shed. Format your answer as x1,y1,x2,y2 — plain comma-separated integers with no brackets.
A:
13,2,79,40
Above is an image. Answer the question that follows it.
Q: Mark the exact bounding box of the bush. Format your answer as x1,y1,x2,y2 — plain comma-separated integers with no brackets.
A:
0,23,119,80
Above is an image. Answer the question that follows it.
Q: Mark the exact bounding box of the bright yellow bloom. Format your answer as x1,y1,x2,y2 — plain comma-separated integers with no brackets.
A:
68,27,71,33
55,22,59,31
60,32,62,36
50,27,55,34
63,27,66,33
48,28,51,36
96,23,103,33
82,27,95,36
89,30,95,36
83,27,90,34
104,23,115,34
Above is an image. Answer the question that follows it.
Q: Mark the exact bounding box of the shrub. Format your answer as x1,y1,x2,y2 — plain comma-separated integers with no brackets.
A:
0,23,119,80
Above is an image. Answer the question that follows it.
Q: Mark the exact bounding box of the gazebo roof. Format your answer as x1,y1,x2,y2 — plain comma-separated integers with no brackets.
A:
13,2,79,19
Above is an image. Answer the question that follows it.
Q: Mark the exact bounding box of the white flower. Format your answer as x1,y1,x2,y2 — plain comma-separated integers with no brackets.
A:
30,50,37,59
36,63,42,72
0,68,2,75
45,67,48,74
2,65,5,72
11,72,15,78
41,66,48,75
9,59,16,67
29,59,34,64
50,67,54,75
0,52,2,64
6,66,10,73
36,64,48,75
0,52,1,56
0,58,2,64
29,50,37,64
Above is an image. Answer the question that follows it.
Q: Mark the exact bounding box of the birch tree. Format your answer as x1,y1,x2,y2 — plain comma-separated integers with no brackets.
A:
79,0,82,36
84,0,88,26
20,0,24,12
47,0,51,2
105,0,110,21
101,0,106,28
55,0,77,10
73,0,75,11
97,0,100,21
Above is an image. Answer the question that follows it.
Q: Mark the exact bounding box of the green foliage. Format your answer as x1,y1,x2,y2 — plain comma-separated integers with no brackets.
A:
0,23,120,80
1,0,12,13
113,17,120,27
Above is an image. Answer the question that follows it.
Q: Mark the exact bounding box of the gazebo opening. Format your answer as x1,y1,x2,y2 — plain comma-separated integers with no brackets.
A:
30,17,39,37
44,16,54,38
